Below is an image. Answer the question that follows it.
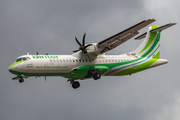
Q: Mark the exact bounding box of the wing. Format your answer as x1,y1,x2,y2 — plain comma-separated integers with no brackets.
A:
98,19,156,54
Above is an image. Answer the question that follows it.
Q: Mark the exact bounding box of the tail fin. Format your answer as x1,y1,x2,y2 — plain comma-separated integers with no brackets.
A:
132,23,176,58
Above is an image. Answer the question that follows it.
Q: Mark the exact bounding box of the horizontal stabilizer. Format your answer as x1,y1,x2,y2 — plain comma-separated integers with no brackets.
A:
134,32,147,40
135,23,177,40
150,23,177,32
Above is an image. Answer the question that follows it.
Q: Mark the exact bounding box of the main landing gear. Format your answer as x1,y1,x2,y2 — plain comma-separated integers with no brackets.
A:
67,72,101,89
67,79,80,89
93,72,101,80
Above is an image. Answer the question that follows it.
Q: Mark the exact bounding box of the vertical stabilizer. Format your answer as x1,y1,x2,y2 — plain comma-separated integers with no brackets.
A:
133,26,161,58
133,23,176,58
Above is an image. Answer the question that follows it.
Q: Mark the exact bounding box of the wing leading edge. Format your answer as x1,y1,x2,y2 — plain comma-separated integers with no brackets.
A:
98,19,156,54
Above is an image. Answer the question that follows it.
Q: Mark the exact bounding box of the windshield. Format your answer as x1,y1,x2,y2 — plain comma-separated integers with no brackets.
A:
16,58,22,62
16,57,30,62
23,57,27,60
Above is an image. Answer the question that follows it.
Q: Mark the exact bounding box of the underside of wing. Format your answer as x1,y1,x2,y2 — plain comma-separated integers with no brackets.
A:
98,19,156,54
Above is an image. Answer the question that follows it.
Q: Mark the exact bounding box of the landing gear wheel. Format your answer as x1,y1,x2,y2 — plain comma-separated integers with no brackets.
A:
19,78,24,83
72,81,80,89
93,73,101,80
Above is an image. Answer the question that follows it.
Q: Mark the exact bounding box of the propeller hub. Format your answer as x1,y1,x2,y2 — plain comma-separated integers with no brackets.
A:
79,46,84,50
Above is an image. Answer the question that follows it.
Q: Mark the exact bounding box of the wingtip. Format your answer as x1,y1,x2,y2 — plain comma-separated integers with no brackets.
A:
171,23,177,25
145,18,156,21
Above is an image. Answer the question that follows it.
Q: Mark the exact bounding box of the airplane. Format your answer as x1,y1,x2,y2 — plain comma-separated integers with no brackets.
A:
8,19,176,89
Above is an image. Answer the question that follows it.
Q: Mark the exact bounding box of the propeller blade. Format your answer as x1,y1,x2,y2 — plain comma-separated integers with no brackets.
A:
73,49,80,52
84,44,93,49
80,52,83,62
75,37,82,46
82,33,86,46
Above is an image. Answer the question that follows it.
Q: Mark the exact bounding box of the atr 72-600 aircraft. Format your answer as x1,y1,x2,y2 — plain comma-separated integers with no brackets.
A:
8,19,176,89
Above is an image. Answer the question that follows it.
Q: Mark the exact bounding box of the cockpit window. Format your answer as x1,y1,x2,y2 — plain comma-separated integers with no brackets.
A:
16,57,30,62
23,57,27,60
16,58,22,62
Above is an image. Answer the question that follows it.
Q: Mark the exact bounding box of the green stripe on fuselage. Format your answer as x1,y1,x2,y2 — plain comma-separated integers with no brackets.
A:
115,51,160,76
9,60,27,68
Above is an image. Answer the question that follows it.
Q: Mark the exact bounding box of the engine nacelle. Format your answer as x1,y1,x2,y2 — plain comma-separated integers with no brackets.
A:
86,43,104,55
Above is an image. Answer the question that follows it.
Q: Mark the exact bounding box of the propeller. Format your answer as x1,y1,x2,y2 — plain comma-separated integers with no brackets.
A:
73,33,93,60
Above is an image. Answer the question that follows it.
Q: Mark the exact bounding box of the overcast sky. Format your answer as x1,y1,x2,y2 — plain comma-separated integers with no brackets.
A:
0,0,180,120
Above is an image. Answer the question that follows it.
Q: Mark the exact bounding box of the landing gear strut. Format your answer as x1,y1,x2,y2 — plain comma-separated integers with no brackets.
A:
67,79,80,89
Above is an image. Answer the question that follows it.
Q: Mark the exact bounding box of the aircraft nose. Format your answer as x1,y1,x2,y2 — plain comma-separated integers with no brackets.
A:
8,65,16,71
8,63,19,72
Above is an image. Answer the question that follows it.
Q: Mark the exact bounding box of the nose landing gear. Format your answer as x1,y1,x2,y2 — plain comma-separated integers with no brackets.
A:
19,78,24,83
12,75,25,83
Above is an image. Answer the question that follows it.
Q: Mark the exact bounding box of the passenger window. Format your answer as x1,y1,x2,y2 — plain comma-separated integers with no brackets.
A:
60,59,62,62
105,59,108,62
109,59,111,62
115,59,117,62
112,59,114,62
63,59,65,62
102,59,104,62
57,59,59,62
99,59,101,62
69,59,72,62
66,59,68,62
118,59,120,62
73,59,75,62
76,59,78,62
54,59,56,62
82,59,85,62
86,59,88,62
